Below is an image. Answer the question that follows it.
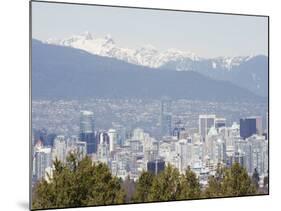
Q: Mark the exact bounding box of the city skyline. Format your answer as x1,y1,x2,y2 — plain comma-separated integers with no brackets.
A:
32,98,269,181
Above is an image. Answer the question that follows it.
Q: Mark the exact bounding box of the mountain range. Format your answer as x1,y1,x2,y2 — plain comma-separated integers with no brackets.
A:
32,39,264,102
45,32,268,97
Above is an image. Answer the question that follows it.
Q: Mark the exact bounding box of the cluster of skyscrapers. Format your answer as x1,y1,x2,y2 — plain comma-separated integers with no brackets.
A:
32,101,268,189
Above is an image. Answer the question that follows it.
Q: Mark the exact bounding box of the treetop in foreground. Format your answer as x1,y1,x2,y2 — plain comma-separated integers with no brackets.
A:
32,154,261,210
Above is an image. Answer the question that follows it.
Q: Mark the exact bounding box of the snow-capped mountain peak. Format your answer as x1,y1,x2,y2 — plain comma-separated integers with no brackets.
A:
81,31,93,40
45,32,203,69
45,32,253,71
103,34,115,44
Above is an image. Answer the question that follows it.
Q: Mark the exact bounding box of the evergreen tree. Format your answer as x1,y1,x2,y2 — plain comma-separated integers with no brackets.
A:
32,154,260,209
32,154,126,210
179,166,201,199
221,163,257,196
80,159,125,206
133,171,154,202
148,164,181,201
204,163,224,198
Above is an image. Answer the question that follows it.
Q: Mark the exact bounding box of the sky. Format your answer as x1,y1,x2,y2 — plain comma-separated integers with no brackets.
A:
32,1,268,58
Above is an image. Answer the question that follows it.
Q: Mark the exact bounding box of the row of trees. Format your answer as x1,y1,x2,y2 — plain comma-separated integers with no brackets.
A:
133,163,257,202
133,165,200,202
32,154,263,210
32,154,125,209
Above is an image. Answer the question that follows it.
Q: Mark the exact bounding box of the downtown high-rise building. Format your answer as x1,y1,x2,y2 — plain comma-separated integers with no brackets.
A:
173,120,185,139
97,134,110,164
240,117,257,139
96,131,110,163
33,128,47,146
52,135,67,163
248,135,268,175
108,129,118,152
80,110,96,154
97,131,110,145
147,159,165,175
175,139,192,173
52,135,88,164
246,116,263,135
160,99,172,137
215,118,226,129
115,125,127,147
76,141,87,160
34,143,52,181
199,115,216,142
254,116,263,135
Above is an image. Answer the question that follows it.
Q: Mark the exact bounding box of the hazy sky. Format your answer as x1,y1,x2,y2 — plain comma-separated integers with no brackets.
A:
32,1,268,58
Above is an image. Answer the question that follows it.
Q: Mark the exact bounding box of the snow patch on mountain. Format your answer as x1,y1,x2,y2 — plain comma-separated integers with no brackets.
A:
45,32,253,71
212,62,217,69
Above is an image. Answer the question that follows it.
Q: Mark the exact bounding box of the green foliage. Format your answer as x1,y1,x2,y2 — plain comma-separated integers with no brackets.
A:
204,163,224,198
32,154,125,210
33,156,259,209
147,164,182,201
205,163,257,197
179,166,201,199
133,171,154,202
221,163,257,196
134,165,202,202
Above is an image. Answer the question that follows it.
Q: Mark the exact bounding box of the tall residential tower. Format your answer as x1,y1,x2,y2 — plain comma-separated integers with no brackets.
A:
80,111,96,154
